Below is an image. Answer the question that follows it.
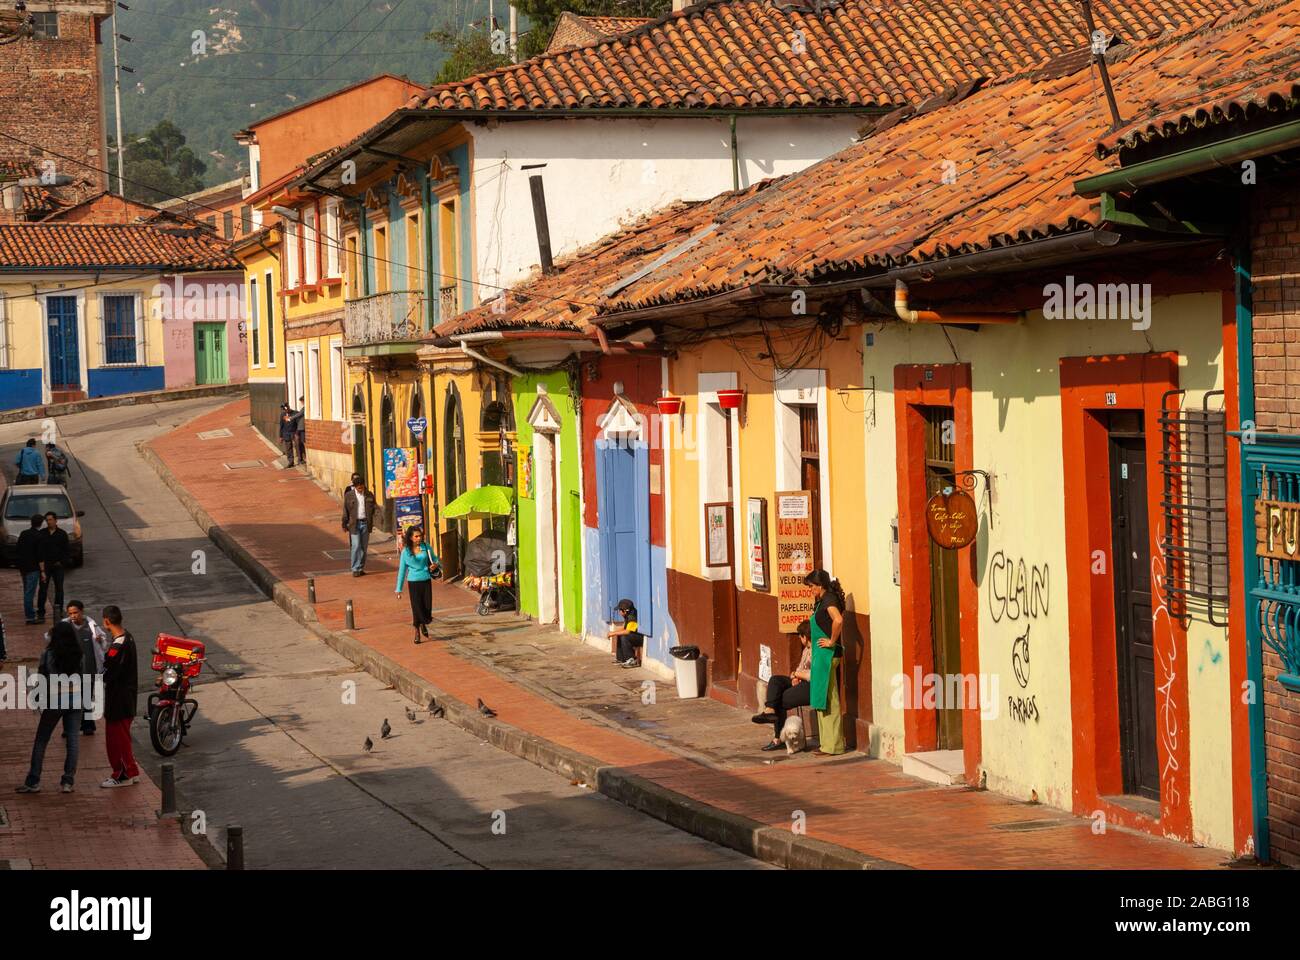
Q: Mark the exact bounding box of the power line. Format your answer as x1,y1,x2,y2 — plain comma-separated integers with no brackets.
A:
307,0,411,82
115,5,431,34
259,0,383,83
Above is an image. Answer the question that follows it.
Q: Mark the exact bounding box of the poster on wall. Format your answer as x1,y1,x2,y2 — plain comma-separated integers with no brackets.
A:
704,502,732,567
775,490,816,632
394,496,424,537
746,497,768,591
383,447,420,498
518,445,533,499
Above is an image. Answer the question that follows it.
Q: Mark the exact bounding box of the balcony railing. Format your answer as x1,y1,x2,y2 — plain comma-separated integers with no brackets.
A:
343,289,426,346
439,284,458,321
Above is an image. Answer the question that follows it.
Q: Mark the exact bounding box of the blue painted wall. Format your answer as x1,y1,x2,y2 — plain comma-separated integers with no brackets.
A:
583,526,677,670
88,366,165,398
0,370,44,411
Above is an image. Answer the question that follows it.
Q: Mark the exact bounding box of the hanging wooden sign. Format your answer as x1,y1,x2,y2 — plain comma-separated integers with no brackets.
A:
1256,499,1300,560
775,490,817,632
926,488,978,549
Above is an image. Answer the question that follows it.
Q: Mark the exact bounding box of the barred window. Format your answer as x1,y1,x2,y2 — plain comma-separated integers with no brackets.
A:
102,295,138,365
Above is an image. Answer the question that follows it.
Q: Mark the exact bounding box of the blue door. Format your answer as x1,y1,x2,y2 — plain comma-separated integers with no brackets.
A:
46,296,80,390
597,440,652,636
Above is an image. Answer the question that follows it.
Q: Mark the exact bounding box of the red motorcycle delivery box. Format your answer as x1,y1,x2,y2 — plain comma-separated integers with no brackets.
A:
151,634,205,678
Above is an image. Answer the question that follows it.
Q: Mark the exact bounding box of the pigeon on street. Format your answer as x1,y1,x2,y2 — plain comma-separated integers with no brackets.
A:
428,697,445,718
363,737,374,753
381,718,392,739
405,707,417,722
477,698,496,718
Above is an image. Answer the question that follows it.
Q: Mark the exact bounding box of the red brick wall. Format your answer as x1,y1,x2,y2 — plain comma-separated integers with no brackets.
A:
305,418,352,455
1252,174,1300,866
0,6,111,208
1250,182,1300,434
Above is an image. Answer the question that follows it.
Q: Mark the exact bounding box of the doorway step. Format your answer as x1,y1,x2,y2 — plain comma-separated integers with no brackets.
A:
902,749,965,786
50,389,86,404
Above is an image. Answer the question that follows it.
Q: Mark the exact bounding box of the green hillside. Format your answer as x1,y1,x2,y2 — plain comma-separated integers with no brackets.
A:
99,0,491,187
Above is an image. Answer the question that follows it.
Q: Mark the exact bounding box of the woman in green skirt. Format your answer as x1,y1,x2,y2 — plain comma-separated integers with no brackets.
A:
804,569,847,756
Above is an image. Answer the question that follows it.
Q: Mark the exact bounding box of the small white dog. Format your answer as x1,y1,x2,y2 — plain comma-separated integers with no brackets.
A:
780,715,806,755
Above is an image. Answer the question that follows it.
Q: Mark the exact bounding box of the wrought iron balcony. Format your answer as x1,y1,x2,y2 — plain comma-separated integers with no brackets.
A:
343,289,426,346
439,284,458,321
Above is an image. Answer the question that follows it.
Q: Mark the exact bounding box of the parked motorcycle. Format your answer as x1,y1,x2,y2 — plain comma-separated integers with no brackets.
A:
147,634,205,756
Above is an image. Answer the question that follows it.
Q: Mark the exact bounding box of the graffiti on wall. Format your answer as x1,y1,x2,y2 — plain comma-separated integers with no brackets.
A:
1007,622,1039,723
988,551,1050,624
1150,523,1182,809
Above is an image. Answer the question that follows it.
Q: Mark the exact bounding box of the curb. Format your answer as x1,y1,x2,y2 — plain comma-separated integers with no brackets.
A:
0,383,248,426
137,437,906,871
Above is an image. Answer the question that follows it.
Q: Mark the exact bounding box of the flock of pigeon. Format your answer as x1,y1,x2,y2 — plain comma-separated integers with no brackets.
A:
361,696,495,753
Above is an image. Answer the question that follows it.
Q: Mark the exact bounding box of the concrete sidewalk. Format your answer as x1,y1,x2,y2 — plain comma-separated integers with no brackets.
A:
0,617,207,870
143,398,1234,870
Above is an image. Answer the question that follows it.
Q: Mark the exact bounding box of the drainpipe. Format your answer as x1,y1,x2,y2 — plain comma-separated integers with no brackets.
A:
356,200,371,297
893,280,1020,325
422,172,435,331
730,115,739,192
457,338,522,377
1233,220,1271,862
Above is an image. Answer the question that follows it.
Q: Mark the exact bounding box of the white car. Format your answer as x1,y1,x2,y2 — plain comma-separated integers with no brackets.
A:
1,484,85,566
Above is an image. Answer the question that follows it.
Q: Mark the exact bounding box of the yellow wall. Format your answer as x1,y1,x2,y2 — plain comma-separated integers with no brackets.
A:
237,236,284,383
665,327,871,614
861,293,1234,850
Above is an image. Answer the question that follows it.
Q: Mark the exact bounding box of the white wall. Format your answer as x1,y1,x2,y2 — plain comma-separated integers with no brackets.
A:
469,115,862,297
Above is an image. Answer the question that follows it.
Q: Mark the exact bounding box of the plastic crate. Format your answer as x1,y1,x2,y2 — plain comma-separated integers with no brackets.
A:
151,633,205,678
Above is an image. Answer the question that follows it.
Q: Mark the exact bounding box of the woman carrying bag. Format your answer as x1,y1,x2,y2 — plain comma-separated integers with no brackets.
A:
395,526,440,644
803,569,847,756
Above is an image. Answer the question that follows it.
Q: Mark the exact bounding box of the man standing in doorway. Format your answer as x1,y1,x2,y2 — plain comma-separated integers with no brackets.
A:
294,396,307,465
15,438,45,485
342,473,377,577
99,605,140,788
36,511,69,621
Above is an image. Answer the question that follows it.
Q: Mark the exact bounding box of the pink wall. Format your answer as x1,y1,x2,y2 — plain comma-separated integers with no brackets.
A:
159,273,250,388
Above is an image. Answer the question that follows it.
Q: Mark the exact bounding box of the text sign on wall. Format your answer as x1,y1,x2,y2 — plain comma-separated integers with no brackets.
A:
1256,499,1300,560
775,490,816,632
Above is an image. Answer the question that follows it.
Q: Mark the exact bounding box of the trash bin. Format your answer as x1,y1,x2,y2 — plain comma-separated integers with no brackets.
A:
670,645,703,699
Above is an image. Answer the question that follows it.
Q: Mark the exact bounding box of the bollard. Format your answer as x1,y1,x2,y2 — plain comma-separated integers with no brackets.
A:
345,599,355,630
226,825,244,870
307,577,316,603
160,763,176,817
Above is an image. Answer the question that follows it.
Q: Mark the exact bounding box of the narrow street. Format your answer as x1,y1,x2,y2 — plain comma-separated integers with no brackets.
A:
0,399,765,869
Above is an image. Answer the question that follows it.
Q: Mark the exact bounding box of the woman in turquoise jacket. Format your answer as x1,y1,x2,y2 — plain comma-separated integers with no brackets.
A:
395,526,439,644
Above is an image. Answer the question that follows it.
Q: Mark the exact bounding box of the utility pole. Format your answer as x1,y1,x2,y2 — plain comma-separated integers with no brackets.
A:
509,4,518,62
111,7,126,196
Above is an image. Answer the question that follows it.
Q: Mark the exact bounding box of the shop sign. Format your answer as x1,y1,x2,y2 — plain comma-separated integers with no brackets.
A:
775,490,816,632
1256,499,1300,560
746,497,768,591
926,488,978,549
383,447,419,498
705,503,732,567
394,496,424,536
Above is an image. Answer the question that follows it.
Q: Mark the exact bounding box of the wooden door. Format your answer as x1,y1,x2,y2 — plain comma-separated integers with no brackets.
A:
799,405,823,570
924,406,962,750
1109,420,1159,800
46,296,80,390
194,323,228,385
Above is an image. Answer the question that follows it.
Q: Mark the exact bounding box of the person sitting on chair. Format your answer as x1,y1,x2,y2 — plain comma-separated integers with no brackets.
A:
752,621,813,751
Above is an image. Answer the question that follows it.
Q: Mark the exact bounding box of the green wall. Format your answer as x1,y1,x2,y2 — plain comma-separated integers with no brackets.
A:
513,371,583,634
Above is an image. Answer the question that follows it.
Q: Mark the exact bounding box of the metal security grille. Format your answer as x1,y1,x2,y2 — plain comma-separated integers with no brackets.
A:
1250,450,1300,688
1159,390,1229,625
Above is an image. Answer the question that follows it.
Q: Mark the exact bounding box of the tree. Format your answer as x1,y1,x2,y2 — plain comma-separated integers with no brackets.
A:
429,0,672,83
112,120,207,205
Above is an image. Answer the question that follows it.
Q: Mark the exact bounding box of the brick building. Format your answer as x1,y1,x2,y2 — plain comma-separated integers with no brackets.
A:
0,2,114,220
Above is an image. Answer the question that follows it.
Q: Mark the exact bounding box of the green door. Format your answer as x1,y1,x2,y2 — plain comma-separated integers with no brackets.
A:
194,323,228,385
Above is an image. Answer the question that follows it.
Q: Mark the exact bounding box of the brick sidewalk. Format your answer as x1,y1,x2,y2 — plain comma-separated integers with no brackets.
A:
0,614,205,870
148,399,1233,869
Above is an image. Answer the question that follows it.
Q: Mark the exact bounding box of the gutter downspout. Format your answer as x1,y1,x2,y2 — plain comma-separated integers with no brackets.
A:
730,115,739,192
457,338,522,377
1233,221,1271,862
893,280,1020,325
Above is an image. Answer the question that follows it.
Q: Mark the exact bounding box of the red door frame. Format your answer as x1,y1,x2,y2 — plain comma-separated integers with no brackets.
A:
894,363,982,782
1059,352,1193,841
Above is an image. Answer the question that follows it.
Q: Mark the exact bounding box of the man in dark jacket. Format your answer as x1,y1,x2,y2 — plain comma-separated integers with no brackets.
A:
99,605,139,788
17,513,43,623
36,511,69,621
341,473,378,576
294,396,307,463
278,403,298,467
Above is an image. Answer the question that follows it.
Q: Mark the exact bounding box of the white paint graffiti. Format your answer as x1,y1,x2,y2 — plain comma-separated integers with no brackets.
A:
1149,523,1181,809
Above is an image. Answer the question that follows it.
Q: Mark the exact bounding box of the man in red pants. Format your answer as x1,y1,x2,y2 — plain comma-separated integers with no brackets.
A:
99,605,139,788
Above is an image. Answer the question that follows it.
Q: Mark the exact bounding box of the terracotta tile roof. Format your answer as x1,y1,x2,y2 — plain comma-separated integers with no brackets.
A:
434,192,750,336
0,222,241,272
1,159,69,217
548,11,654,52
449,0,1295,321
419,0,1257,112
1098,0,1300,154
579,14,655,35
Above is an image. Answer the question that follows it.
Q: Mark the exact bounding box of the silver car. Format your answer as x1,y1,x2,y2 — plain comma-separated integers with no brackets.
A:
1,484,85,566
